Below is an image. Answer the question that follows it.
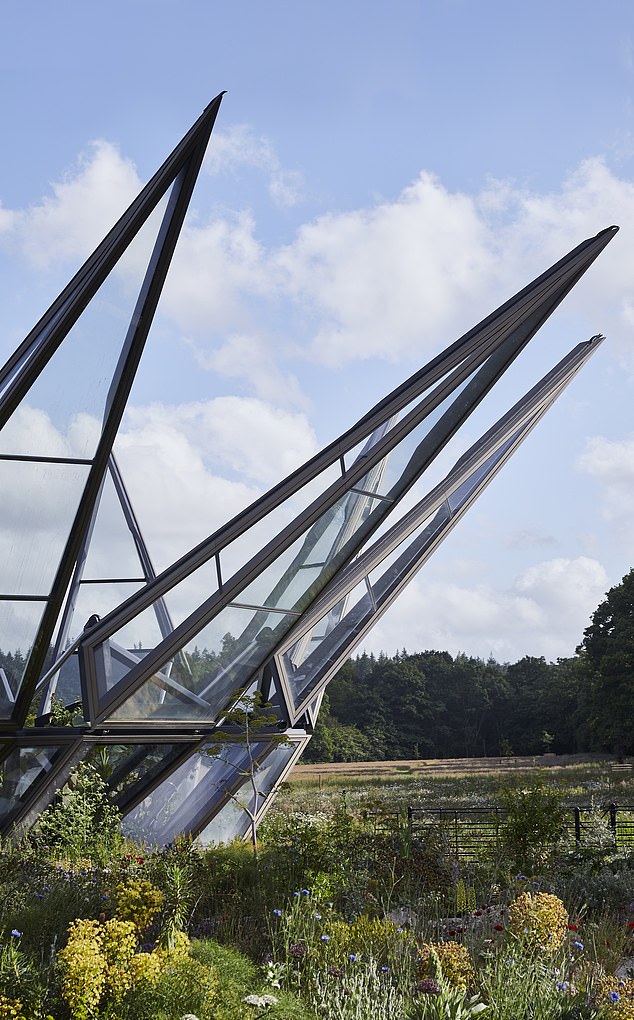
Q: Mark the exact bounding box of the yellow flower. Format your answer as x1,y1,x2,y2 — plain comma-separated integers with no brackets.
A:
419,941,474,990
507,891,568,953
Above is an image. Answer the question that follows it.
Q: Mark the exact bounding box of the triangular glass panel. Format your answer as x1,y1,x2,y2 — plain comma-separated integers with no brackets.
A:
0,743,68,833
120,740,263,846
197,739,303,845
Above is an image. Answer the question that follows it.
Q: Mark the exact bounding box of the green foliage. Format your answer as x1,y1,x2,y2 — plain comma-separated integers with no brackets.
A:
156,859,194,950
580,568,634,755
34,761,123,864
497,775,568,871
115,951,218,1020
113,878,164,934
506,891,569,954
406,945,488,1019
308,648,597,763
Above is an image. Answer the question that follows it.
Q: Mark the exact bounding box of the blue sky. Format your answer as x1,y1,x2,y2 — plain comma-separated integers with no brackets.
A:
2,1,634,663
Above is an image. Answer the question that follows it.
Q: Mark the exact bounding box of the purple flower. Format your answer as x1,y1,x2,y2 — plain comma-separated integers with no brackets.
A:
273,908,282,916
610,991,621,1003
573,941,584,951
416,978,441,995
320,934,330,942
10,930,21,938
556,981,568,992
349,953,359,962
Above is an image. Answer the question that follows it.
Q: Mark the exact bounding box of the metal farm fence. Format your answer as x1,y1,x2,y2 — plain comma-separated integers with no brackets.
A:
387,803,634,861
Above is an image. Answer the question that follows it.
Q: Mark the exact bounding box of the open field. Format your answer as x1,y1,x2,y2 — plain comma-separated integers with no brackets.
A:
269,754,634,823
290,752,612,783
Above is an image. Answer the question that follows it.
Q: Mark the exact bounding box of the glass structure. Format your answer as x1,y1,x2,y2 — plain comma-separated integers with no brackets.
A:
0,95,618,843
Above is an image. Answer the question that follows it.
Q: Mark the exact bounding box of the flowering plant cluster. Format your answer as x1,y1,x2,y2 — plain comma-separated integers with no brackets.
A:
56,915,174,1018
597,975,634,1020
112,877,164,934
0,995,26,1020
418,940,475,990
506,890,568,953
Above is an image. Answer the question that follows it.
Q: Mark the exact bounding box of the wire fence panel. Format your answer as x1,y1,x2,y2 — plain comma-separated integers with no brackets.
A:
402,803,634,861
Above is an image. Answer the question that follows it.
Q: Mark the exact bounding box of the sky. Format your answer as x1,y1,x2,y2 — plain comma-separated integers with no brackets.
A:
2,0,634,665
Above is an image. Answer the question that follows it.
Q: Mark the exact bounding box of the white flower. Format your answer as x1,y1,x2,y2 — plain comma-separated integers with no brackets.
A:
243,993,279,1007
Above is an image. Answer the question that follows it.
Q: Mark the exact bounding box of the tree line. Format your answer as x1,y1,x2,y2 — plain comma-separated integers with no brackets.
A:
2,567,633,760
304,567,634,762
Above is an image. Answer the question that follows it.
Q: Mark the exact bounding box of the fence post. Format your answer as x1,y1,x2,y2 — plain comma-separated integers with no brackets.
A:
609,802,617,842
408,805,413,837
574,806,581,844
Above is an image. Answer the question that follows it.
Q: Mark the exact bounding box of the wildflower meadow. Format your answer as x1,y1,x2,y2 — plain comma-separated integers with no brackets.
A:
0,758,632,1019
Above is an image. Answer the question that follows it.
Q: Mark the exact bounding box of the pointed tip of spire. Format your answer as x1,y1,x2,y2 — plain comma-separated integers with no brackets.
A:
205,91,227,112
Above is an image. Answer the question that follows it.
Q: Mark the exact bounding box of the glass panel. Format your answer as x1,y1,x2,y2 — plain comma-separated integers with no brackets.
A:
280,502,454,713
447,431,522,513
120,741,255,846
54,582,145,649
0,744,64,828
196,793,250,845
281,578,369,709
218,462,341,582
354,371,474,499
105,605,283,723
0,460,90,595
0,601,46,716
197,741,298,845
81,473,149,583
0,194,170,460
80,742,194,809
95,342,503,723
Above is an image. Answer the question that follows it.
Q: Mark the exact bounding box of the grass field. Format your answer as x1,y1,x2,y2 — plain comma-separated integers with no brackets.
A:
269,753,634,821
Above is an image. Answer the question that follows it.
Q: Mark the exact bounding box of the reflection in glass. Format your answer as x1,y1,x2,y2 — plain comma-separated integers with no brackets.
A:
197,741,298,845
0,745,63,828
0,195,170,460
120,741,258,845
0,460,90,595
0,602,46,716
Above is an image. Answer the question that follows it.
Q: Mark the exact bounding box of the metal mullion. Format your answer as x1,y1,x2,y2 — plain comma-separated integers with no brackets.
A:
286,348,600,720
253,736,308,827
107,454,178,648
85,351,483,719
0,454,93,465
0,95,225,423
121,738,274,841
112,738,206,815
16,114,221,727
80,336,511,650
88,316,594,721
77,230,615,654
0,735,85,838
183,738,281,842
278,339,598,649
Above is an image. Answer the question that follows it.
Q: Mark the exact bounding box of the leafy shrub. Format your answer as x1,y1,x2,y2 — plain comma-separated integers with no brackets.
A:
116,952,218,1020
497,777,567,872
595,975,634,1020
113,878,164,934
34,762,123,865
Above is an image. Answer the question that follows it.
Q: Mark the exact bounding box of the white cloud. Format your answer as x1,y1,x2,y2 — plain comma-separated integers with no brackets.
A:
11,142,142,269
205,123,305,208
361,555,608,663
577,434,634,554
191,332,307,407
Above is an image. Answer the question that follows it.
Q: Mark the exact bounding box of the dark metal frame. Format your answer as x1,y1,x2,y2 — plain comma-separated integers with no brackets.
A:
0,95,618,844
